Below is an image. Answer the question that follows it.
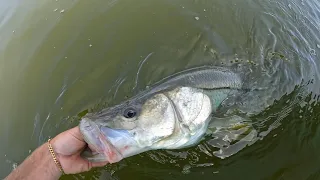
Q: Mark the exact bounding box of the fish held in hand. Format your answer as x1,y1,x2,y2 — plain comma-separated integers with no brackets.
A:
79,66,244,163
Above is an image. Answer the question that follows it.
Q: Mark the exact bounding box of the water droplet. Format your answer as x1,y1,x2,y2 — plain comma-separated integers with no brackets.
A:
203,9,206,12
182,6,185,8
195,17,199,20
12,163,17,169
28,150,31,153
65,56,67,59
317,44,320,49
310,49,316,55
60,9,65,13
182,165,191,174
89,44,92,47
53,9,58,12
12,30,15,33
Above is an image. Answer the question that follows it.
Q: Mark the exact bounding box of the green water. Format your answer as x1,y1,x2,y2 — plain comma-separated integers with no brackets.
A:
1,0,320,179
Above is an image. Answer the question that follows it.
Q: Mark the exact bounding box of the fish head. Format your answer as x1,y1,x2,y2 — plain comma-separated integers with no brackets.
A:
79,87,213,163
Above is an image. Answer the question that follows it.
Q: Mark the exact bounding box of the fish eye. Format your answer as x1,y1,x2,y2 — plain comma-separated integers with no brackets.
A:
123,108,137,118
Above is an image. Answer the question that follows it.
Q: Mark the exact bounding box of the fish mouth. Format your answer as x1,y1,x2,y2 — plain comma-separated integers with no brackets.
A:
79,118,123,163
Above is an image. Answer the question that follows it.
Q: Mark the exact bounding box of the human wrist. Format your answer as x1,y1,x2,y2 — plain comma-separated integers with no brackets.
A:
4,142,62,180
48,138,65,175
30,142,62,179
46,149,63,178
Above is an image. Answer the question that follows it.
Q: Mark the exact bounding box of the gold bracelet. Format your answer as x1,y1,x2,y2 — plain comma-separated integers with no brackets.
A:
48,138,65,175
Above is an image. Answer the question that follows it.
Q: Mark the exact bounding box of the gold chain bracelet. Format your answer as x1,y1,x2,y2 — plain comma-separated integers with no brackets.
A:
48,138,65,175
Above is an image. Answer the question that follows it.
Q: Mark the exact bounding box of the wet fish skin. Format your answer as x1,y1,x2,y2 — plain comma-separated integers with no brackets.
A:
79,66,244,163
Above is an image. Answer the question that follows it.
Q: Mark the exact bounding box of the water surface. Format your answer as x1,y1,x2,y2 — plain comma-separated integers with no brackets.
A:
1,0,320,179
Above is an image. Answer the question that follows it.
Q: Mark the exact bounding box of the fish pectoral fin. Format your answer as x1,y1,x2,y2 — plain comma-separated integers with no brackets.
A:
206,115,257,145
207,115,254,137
80,146,108,163
206,115,258,159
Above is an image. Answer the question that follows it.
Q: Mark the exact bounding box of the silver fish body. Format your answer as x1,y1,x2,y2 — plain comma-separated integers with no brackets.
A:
79,66,244,163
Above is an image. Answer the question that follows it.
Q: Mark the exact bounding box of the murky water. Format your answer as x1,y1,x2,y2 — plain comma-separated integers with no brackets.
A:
1,0,320,179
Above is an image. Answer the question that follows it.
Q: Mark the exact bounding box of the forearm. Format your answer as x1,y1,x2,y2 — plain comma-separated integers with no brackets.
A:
5,142,62,180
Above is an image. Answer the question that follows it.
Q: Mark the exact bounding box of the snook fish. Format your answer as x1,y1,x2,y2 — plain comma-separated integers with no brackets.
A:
79,66,250,163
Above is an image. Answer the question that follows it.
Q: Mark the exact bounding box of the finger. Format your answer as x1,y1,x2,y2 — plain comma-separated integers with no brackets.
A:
91,161,108,168
62,157,92,174
68,126,85,142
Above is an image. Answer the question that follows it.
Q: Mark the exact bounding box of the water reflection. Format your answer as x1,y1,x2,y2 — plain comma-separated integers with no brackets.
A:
1,0,320,179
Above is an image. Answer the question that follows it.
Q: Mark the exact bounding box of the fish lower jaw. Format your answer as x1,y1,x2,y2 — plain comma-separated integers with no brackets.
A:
79,119,124,163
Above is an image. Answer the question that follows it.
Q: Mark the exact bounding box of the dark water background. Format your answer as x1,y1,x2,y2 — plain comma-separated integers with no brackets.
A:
1,0,320,179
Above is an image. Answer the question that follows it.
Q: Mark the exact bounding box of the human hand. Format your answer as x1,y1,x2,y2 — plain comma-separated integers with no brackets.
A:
50,126,108,174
